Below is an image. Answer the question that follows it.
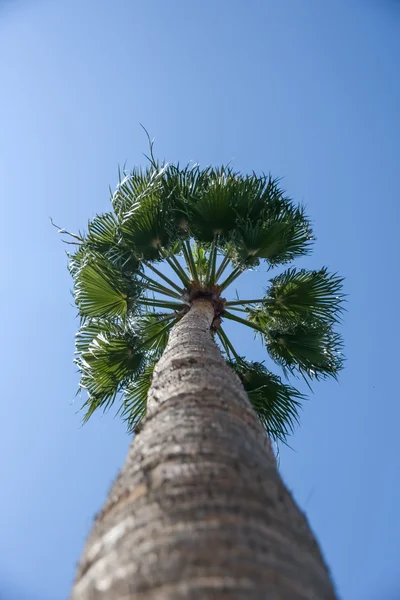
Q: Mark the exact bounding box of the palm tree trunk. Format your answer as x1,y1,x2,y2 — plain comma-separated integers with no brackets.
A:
71,298,337,600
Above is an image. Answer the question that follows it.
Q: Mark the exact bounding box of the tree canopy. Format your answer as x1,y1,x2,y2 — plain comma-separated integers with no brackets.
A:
60,149,344,443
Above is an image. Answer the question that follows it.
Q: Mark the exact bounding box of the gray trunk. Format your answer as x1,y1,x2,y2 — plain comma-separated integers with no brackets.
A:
71,299,337,599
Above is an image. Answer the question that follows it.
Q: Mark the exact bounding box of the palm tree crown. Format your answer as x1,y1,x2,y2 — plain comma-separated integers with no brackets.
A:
61,149,344,443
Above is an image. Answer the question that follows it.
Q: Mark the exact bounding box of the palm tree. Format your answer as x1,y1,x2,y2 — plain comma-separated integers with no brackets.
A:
63,145,344,599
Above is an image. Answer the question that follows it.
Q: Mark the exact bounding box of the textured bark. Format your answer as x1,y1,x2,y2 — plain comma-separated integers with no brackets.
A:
71,299,337,600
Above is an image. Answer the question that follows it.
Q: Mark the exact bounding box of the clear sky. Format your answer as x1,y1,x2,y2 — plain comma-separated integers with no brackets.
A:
0,1,399,599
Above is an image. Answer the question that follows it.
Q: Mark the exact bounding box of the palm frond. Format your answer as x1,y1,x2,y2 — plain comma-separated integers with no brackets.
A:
138,312,177,357
228,360,303,442
75,318,120,355
86,212,118,252
74,253,138,318
181,240,199,281
120,194,172,260
262,317,344,381
139,297,187,310
160,163,211,235
84,213,141,275
265,267,345,324
139,271,183,300
187,167,238,242
77,328,146,420
162,249,191,287
67,246,86,278
120,365,154,432
111,166,161,217
233,206,313,267
232,173,284,221
219,265,245,291
223,309,265,334
105,245,140,275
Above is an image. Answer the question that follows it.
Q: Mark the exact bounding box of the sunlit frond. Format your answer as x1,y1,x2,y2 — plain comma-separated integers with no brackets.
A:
74,253,138,318
75,318,120,355
86,212,118,252
77,328,146,421
111,166,161,216
120,195,173,260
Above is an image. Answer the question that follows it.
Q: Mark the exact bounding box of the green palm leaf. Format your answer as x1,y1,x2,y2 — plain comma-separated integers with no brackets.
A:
138,312,177,357
86,212,118,252
233,206,313,266
120,195,172,260
232,173,284,221
84,213,141,274
67,246,86,278
111,166,160,217
120,365,155,433
265,267,345,323
187,167,238,242
78,328,146,420
75,318,120,355
161,164,211,234
105,245,140,275
74,253,137,318
262,317,344,380
228,360,303,442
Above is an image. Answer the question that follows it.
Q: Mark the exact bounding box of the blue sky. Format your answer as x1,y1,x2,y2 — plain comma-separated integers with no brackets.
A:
0,1,399,598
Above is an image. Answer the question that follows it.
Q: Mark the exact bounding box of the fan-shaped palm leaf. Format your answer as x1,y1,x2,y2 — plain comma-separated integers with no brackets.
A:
186,168,238,242
232,173,284,221
75,318,120,355
120,195,173,260
84,213,142,274
262,318,344,380
265,267,345,324
111,166,161,217
78,328,146,420
138,312,178,357
86,212,118,252
120,365,155,433
228,360,303,442
160,164,211,234
233,206,313,266
75,253,138,318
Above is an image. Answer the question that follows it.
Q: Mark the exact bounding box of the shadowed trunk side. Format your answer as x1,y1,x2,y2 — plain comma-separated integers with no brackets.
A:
71,299,337,600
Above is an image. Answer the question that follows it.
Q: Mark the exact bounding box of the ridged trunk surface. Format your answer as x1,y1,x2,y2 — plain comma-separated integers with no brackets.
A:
71,299,337,599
